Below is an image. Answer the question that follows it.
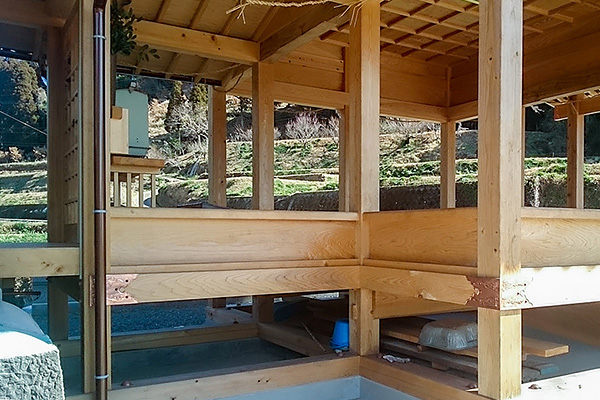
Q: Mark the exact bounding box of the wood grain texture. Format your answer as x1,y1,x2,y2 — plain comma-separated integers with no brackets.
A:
361,266,477,306
252,61,275,211
440,121,457,209
111,213,356,266
106,355,359,400
107,266,359,304
521,214,600,267
477,1,523,397
133,20,259,64
567,96,584,209
374,292,472,319
0,243,79,278
366,208,478,267
208,87,227,207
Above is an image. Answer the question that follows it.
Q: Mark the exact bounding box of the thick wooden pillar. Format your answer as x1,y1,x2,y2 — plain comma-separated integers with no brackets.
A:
478,1,523,399
347,0,380,356
47,27,69,342
251,62,275,322
208,87,227,207
440,121,456,209
567,96,584,209
208,87,228,308
251,62,275,211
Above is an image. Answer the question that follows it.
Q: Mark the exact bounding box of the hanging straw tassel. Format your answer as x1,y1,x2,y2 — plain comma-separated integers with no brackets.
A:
227,0,367,25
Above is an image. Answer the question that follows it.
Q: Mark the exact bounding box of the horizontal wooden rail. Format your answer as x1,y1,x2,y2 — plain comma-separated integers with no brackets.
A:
111,208,357,267
366,207,600,269
68,355,359,400
0,243,79,278
106,266,359,305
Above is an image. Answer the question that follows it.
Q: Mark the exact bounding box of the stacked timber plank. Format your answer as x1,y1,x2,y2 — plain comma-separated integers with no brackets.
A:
380,317,569,382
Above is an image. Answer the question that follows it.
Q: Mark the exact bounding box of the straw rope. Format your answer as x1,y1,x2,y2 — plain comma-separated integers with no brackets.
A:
227,0,365,24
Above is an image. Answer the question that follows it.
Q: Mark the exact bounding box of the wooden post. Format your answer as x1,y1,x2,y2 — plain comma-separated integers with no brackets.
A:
47,27,69,342
251,62,275,211
567,96,584,209
251,62,275,322
338,106,351,212
478,1,523,399
440,121,456,209
208,87,227,208
208,87,228,308
347,0,380,356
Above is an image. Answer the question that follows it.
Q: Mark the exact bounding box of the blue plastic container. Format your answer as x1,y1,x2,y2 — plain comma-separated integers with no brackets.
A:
330,318,350,350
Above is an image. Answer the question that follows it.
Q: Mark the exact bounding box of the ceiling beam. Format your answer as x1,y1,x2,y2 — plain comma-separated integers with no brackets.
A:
134,20,259,64
260,2,350,62
0,0,65,28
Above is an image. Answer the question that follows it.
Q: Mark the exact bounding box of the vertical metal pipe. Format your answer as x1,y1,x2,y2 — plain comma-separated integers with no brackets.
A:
93,1,108,399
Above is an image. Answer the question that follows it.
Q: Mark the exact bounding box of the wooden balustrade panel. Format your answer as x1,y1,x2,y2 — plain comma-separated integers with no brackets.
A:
366,208,478,267
521,208,600,267
110,208,357,267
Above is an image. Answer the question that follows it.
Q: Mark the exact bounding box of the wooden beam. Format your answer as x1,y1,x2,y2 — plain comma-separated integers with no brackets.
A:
105,266,359,305
103,355,359,400
0,244,79,278
133,20,259,64
208,87,227,207
361,266,497,308
554,95,600,119
0,0,65,27
380,98,446,122
230,80,350,110
251,62,275,210
567,96,585,209
260,2,349,63
440,121,456,209
477,0,523,398
373,292,472,319
502,265,600,310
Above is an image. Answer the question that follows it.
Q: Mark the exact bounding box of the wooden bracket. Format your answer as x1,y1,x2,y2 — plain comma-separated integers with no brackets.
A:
106,274,139,305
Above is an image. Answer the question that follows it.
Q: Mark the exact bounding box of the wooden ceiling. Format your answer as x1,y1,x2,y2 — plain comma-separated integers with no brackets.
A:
118,0,600,84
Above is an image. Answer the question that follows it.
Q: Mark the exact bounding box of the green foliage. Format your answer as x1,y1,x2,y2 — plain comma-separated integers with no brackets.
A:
110,0,159,62
164,81,185,134
189,84,208,111
0,58,47,152
0,221,46,243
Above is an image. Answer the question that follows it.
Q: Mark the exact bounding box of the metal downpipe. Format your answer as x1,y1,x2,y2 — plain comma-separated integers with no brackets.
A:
92,1,108,399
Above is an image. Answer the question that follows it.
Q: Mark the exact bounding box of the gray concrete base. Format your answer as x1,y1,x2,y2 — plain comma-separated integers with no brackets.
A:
216,377,418,400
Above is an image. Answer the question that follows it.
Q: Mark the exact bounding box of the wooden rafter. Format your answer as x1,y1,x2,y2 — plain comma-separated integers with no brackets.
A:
260,2,350,62
134,21,259,64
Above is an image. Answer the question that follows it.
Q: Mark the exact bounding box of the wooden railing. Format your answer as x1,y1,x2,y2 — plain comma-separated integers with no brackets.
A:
111,154,164,208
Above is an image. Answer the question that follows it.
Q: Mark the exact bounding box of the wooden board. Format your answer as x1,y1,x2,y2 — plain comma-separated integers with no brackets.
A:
380,317,568,359
366,208,478,267
106,355,359,400
0,244,79,278
106,266,359,305
110,208,357,266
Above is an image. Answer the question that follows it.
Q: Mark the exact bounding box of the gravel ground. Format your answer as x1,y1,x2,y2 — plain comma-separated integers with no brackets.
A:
28,278,208,337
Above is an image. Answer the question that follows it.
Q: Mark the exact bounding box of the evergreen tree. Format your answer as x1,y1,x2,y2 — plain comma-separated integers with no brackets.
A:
188,83,208,113
0,58,47,152
164,80,184,134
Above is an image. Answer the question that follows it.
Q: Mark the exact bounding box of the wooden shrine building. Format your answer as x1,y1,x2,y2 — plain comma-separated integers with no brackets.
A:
2,0,600,399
